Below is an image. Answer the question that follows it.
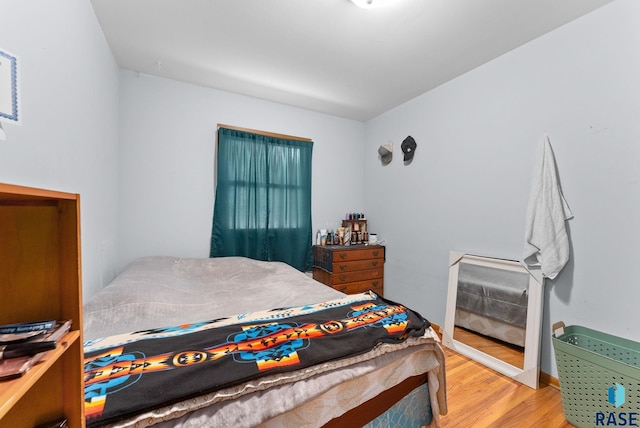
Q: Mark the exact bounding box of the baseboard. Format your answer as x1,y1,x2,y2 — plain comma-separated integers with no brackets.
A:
431,321,561,389
540,371,560,389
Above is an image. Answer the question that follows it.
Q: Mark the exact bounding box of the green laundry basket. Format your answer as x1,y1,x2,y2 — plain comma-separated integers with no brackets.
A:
551,322,640,428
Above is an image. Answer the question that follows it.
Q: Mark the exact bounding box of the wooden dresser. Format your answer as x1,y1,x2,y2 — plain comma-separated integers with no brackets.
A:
312,245,385,296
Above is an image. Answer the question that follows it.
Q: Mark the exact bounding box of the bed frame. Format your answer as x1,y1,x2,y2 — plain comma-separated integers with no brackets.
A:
325,374,428,427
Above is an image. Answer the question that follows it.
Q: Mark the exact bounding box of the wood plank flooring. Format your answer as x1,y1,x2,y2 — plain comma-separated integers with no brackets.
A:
439,347,573,428
453,326,525,369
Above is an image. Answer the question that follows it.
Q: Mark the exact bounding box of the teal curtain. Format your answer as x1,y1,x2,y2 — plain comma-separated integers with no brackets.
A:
210,128,314,271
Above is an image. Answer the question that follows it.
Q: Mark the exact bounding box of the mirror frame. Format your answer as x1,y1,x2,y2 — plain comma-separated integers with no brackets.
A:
442,251,544,389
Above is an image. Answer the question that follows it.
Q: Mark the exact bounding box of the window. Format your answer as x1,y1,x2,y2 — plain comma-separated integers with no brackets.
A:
210,126,313,271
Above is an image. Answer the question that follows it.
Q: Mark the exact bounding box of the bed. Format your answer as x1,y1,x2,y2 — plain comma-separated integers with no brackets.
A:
83,256,447,427
454,261,529,347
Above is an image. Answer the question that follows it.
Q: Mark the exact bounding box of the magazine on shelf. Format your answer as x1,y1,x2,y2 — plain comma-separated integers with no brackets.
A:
0,353,46,380
0,319,57,334
0,320,71,346
37,319,72,346
0,320,72,381
0,319,56,338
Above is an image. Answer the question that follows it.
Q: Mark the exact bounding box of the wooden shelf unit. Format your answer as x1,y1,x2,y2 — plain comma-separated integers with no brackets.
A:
341,219,368,245
0,183,85,428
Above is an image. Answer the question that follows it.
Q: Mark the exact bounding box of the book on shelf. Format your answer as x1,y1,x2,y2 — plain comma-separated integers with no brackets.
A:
0,353,46,381
0,320,72,381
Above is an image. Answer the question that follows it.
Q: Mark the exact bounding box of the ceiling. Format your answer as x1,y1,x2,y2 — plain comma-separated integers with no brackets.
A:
90,0,614,122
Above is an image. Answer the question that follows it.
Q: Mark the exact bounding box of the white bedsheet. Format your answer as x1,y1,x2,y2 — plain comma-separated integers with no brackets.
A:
84,256,345,341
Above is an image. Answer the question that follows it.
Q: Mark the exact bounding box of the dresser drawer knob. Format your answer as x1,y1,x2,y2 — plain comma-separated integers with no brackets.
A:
339,275,347,282
372,281,379,286
372,251,379,257
339,253,347,260
371,261,378,267
339,264,348,270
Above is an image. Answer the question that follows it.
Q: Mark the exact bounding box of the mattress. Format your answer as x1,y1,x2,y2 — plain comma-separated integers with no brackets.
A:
83,256,447,427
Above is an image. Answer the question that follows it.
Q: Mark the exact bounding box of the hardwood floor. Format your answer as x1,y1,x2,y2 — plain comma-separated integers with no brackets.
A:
439,347,573,428
453,326,525,369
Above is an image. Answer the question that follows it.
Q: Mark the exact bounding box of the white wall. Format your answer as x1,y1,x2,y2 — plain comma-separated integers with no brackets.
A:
117,71,365,270
0,0,120,301
363,0,640,377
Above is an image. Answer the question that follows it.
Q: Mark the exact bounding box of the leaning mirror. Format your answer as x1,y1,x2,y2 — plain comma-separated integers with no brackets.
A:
442,251,544,389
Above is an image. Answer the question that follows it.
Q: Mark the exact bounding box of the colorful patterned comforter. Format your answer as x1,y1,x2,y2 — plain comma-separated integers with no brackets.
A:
84,291,429,427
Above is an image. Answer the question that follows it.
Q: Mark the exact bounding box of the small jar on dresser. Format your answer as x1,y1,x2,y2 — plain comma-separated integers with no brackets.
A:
312,244,385,296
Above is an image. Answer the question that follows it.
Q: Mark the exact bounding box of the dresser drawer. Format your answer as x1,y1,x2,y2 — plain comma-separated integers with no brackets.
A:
330,279,384,295
313,267,383,286
333,258,383,273
329,268,383,285
313,245,384,272
331,246,384,262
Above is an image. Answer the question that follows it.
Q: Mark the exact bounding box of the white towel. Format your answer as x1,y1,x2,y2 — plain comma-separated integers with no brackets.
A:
523,136,574,279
